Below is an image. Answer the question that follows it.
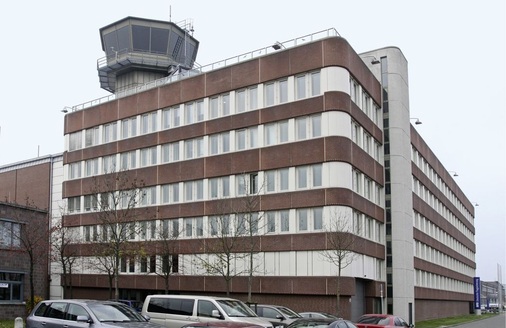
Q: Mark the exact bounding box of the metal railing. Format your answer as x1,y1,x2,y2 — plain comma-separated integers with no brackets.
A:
70,28,340,112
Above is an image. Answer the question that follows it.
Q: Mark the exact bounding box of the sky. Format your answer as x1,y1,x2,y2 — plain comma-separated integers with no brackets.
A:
0,1,504,282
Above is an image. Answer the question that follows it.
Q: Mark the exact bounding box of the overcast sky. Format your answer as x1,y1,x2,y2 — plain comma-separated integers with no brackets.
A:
0,1,504,282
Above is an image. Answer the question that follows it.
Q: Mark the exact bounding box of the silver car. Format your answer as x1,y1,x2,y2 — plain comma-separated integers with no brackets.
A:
26,299,164,328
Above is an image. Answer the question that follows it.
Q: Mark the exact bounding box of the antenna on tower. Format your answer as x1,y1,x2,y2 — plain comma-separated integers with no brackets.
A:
169,5,172,22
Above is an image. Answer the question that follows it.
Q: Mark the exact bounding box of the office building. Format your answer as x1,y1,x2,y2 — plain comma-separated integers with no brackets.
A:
8,17,474,322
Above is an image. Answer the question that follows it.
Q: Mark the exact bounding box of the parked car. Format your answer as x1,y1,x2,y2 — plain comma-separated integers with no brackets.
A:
26,299,165,328
141,295,273,328
249,304,302,326
182,322,264,328
355,314,414,328
298,312,341,319
286,318,357,328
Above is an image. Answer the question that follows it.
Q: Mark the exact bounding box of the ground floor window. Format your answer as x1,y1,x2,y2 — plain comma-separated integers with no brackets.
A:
0,271,24,302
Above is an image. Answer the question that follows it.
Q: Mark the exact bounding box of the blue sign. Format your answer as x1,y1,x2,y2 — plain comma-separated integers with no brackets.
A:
473,277,481,309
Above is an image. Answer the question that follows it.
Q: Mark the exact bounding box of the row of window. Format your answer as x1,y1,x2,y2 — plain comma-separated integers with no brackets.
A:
79,208,382,246
414,240,474,278
415,269,473,294
68,114,322,179
413,210,474,261
412,177,474,241
68,71,321,151
80,207,325,244
411,147,473,223
350,78,382,126
351,120,382,162
68,164,331,213
352,169,382,205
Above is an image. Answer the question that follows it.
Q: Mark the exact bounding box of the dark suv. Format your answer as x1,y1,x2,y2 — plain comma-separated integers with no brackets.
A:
26,299,164,328
249,304,302,326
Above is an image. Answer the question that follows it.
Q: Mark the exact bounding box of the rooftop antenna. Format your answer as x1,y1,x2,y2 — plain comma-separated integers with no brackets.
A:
169,5,172,22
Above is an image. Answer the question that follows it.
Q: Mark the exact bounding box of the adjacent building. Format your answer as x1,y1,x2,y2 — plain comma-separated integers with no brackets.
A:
0,155,63,319
0,16,476,323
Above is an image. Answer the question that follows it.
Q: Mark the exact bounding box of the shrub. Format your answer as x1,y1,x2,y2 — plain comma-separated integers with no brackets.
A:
25,296,43,314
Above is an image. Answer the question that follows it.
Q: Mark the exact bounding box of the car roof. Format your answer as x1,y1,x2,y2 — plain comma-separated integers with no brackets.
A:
40,299,126,305
146,295,239,301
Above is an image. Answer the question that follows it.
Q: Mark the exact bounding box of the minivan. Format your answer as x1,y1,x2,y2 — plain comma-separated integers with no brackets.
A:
141,295,273,328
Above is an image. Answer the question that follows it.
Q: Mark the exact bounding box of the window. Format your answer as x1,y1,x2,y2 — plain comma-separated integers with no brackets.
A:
140,187,157,206
313,207,323,230
84,225,98,242
311,71,321,96
103,122,118,143
209,93,230,119
296,75,306,100
350,78,360,104
280,168,289,190
140,147,157,167
83,195,97,212
295,114,323,139
184,180,203,201
102,154,117,174
353,170,362,194
296,164,322,189
162,105,181,129
141,112,158,134
0,272,23,301
161,142,180,163
68,196,81,213
265,168,289,192
209,132,230,155
120,151,137,170
69,162,81,179
0,220,21,248
236,173,258,195
266,212,276,233
264,79,288,106
85,158,98,177
297,209,308,231
85,127,99,147
121,117,137,139
161,183,180,204
209,176,230,199
297,207,323,232
352,121,361,146
280,210,290,232
69,131,82,151
236,127,258,151
184,138,204,159
264,120,288,146
185,100,204,124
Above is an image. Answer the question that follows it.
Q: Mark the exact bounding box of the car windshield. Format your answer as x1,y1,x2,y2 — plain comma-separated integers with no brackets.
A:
88,303,147,322
276,307,300,318
216,300,258,317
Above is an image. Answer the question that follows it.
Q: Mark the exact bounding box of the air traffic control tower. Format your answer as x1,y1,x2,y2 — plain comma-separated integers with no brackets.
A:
97,16,199,94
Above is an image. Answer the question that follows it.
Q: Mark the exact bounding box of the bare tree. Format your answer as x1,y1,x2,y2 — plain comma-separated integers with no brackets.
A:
194,173,266,298
50,216,80,298
7,199,49,310
151,219,181,294
88,171,149,300
231,174,265,303
319,209,361,316
194,206,249,296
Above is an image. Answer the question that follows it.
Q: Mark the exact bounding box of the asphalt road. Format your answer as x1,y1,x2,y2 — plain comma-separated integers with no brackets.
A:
450,312,505,328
